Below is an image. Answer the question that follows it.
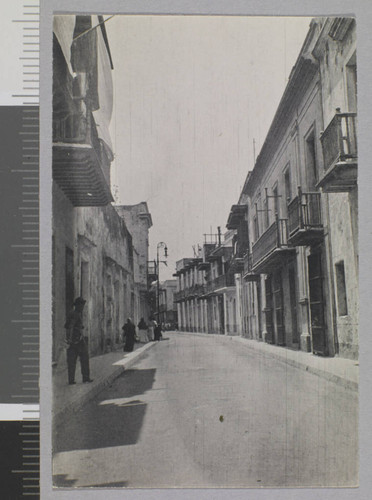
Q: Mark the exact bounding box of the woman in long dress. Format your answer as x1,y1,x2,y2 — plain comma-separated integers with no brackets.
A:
122,318,135,352
148,318,157,341
154,323,162,341
138,318,148,343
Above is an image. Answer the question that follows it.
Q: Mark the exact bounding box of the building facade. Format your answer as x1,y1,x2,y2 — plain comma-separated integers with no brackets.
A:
174,18,357,360
174,230,239,336
115,203,153,322
52,16,153,366
227,17,357,359
314,17,358,359
158,279,178,328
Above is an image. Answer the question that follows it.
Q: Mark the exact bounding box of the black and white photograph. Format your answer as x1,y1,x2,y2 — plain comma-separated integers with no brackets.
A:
51,14,358,489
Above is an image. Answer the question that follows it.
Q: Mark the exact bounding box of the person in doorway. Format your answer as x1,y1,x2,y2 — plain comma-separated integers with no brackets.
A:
122,318,136,352
64,297,93,385
154,322,162,341
138,317,148,343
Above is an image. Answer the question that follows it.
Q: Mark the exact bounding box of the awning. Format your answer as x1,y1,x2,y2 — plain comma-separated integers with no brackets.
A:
53,15,76,76
92,15,114,158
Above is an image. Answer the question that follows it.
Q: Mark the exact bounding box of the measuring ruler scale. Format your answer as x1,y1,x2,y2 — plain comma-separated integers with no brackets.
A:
0,1,40,497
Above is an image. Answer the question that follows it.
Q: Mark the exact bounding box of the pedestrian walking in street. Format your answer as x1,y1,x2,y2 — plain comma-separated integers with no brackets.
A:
154,323,162,341
138,317,148,343
122,318,136,352
148,317,157,341
64,297,93,385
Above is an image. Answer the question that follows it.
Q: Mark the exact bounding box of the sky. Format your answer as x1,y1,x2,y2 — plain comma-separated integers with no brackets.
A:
105,15,312,280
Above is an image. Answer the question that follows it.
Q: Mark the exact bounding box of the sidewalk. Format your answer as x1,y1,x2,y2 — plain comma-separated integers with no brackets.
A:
53,341,157,429
177,331,359,392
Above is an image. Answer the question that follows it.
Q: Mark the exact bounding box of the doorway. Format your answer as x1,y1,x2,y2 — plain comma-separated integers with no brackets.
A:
264,276,274,343
65,247,74,319
273,270,285,345
288,265,299,345
308,251,328,355
218,295,225,334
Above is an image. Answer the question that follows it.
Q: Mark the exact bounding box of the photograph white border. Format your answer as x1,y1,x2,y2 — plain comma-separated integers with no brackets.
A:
40,1,372,498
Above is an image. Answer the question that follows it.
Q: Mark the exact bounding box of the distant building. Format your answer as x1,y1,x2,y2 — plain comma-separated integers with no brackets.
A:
158,279,178,327
174,229,239,335
174,257,201,333
52,16,153,366
115,203,153,322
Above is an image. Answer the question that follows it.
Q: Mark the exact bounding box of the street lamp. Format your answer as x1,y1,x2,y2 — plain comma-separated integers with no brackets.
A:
156,242,168,325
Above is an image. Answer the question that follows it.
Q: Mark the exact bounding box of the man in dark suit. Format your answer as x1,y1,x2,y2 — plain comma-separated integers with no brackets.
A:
64,297,93,385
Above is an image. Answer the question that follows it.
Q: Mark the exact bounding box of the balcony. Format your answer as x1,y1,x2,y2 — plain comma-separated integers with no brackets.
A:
147,261,158,282
197,261,210,271
226,204,247,230
173,290,186,303
243,253,260,281
287,189,323,246
229,254,245,273
205,274,235,295
252,219,295,273
184,284,204,299
192,284,206,297
53,108,113,206
173,284,205,302
318,111,357,192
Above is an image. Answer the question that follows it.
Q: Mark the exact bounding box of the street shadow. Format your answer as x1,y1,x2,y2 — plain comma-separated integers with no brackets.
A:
53,474,77,487
54,368,156,454
107,368,156,398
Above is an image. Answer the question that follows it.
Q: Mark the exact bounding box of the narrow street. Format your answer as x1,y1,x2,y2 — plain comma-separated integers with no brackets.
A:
53,332,358,488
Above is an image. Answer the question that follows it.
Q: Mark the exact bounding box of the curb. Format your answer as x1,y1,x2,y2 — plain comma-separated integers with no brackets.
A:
176,331,358,392
53,342,157,430
240,342,359,392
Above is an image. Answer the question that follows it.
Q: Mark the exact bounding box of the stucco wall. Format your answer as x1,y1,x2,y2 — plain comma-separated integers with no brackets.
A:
52,183,75,365
316,21,358,359
327,190,358,359
246,75,326,350
115,203,151,289
317,22,356,128
75,204,134,356
53,184,136,364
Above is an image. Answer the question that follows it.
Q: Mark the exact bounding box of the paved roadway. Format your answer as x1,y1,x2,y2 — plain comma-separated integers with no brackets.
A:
53,332,358,488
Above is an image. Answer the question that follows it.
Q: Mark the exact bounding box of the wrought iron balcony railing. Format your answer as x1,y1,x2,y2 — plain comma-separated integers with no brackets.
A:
320,112,357,172
287,189,323,246
243,253,252,275
173,290,186,302
205,273,235,294
252,218,293,272
193,284,206,296
184,284,204,298
229,254,245,273
147,261,157,278
242,253,260,280
53,108,112,206
173,284,206,302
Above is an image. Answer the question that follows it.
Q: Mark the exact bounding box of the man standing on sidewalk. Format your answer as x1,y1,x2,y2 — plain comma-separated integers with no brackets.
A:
64,297,93,385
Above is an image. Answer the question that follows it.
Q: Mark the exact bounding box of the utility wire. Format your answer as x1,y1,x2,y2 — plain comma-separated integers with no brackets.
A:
73,15,115,42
